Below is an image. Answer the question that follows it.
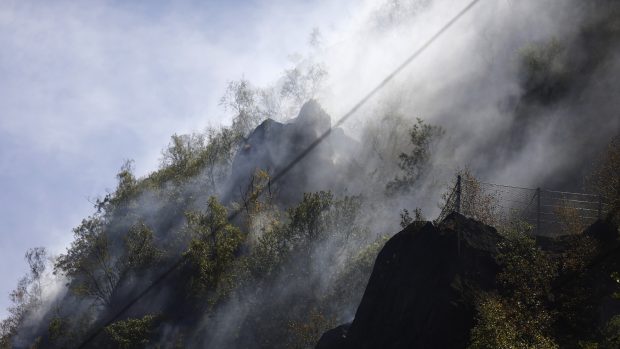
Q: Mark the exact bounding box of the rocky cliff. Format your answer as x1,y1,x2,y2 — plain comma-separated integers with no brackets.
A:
226,100,357,206
317,213,620,348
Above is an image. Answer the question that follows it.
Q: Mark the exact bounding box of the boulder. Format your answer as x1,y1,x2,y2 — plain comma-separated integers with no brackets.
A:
318,213,504,349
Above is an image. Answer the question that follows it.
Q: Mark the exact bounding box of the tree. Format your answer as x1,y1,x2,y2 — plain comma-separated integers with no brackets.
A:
399,208,424,228
232,191,368,348
220,79,263,137
386,118,443,196
105,314,158,349
553,200,589,235
160,133,207,172
95,160,139,217
239,169,273,217
55,217,117,306
183,197,245,299
520,39,569,104
372,0,431,28
287,191,334,244
357,109,415,193
118,222,161,279
459,170,501,226
288,308,335,349
24,247,47,306
202,127,239,191
55,219,160,306
0,248,48,348
155,127,239,192
280,62,327,108
588,134,620,217
469,230,558,349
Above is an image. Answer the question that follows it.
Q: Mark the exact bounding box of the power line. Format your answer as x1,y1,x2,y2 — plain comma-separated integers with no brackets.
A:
75,1,482,347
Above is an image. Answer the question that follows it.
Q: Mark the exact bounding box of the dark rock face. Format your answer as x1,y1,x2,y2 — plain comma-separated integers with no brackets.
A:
316,324,350,349
291,99,332,137
225,100,357,206
317,212,620,349
317,213,504,349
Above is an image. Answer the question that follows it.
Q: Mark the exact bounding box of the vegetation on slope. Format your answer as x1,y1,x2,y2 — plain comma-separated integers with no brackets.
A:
2,1,620,347
469,135,620,349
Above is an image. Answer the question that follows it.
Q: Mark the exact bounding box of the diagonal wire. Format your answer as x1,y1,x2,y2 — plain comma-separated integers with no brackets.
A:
75,1,482,347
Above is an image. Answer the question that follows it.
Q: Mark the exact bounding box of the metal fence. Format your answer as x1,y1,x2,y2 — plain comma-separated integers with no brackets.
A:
437,175,609,236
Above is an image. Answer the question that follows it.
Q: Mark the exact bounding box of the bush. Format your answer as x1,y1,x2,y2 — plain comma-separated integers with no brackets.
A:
469,230,558,348
105,314,158,349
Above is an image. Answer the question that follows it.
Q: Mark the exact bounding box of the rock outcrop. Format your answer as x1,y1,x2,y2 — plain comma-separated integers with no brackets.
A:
317,213,620,349
226,100,357,206
317,213,503,348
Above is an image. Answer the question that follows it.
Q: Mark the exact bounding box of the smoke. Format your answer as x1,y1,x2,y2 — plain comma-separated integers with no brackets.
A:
3,0,620,347
9,262,68,347
315,0,619,191
187,1,620,345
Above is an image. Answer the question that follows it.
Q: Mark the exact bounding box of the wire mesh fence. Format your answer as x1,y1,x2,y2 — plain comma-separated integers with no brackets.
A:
437,175,609,236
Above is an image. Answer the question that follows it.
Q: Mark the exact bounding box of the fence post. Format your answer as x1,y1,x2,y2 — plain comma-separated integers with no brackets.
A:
456,174,462,257
598,195,603,219
456,175,462,214
536,187,541,235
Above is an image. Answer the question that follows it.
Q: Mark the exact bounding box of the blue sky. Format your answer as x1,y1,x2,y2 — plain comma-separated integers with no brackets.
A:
0,0,358,317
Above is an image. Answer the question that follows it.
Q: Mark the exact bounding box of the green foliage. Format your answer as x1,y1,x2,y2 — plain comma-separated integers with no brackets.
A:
400,208,424,228
220,79,263,137
600,315,620,349
183,197,245,298
469,294,558,349
497,232,556,304
386,118,443,195
47,317,66,342
54,217,114,304
359,109,413,188
244,219,288,280
373,0,430,28
553,200,591,236
288,191,334,243
55,219,160,305
25,248,47,281
288,308,336,349
520,39,570,104
324,235,388,311
238,169,279,236
470,230,558,349
0,277,29,347
284,192,364,252
0,248,48,347
588,134,620,218
469,295,519,349
280,62,327,106
105,314,158,349
236,191,364,287
161,133,207,170
231,191,370,348
438,169,501,226
121,221,162,272
95,160,140,216
155,128,239,187
245,191,367,283
112,160,138,206
49,308,96,348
